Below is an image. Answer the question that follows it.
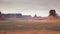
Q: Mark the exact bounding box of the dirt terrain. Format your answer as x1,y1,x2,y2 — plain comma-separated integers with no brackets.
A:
0,20,60,34
0,30,60,34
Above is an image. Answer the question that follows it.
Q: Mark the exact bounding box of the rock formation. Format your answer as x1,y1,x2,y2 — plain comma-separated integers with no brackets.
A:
49,10,57,16
33,14,37,18
45,9,60,22
0,11,5,20
0,11,2,19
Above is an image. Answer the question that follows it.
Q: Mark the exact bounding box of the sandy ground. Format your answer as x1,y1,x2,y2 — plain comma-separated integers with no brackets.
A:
0,19,60,34
0,30,60,34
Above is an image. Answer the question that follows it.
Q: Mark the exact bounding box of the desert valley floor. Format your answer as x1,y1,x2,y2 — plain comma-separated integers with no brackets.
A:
0,20,60,34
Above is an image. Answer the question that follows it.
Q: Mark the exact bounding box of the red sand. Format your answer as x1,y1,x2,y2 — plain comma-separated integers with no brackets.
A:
0,30,60,34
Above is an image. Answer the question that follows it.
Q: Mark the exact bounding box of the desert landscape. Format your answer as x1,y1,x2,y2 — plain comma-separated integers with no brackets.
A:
0,10,60,34
0,20,60,34
0,0,60,34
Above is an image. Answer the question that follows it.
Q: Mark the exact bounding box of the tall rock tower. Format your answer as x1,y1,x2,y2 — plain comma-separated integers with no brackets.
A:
33,14,37,18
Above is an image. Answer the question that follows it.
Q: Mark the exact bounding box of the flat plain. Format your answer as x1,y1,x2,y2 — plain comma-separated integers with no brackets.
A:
0,20,60,34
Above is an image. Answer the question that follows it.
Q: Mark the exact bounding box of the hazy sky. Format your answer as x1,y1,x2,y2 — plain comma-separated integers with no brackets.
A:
0,0,60,17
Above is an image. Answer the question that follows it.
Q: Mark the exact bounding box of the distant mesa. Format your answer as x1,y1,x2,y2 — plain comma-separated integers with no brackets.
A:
0,11,32,20
0,9,60,22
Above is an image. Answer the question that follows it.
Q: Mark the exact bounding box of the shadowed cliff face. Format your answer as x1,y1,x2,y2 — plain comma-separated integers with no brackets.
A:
49,10,57,16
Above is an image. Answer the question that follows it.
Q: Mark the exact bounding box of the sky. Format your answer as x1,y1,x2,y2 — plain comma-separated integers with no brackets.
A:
0,0,60,17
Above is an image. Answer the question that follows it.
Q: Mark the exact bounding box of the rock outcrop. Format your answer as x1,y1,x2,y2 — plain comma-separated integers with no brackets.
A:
45,9,60,22
49,10,58,16
0,11,5,20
